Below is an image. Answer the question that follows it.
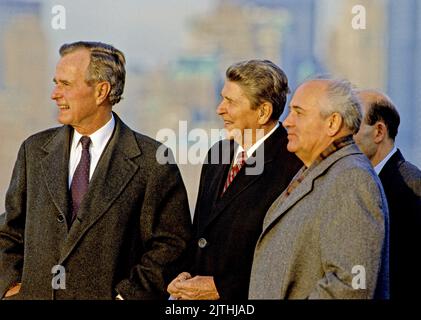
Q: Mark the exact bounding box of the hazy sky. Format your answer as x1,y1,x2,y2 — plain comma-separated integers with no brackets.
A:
38,0,343,69
40,0,213,69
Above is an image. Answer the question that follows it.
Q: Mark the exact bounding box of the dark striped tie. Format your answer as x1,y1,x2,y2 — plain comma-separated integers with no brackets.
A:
70,136,91,224
221,151,246,196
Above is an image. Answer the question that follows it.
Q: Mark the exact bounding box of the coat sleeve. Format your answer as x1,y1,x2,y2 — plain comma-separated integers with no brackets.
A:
308,167,389,299
115,148,192,299
0,142,27,297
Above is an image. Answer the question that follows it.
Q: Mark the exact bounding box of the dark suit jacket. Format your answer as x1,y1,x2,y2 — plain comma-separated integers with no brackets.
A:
190,125,302,299
379,149,421,299
0,113,192,299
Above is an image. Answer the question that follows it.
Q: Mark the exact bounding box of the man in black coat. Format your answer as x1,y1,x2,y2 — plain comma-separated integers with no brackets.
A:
167,60,302,299
0,41,192,300
354,89,421,299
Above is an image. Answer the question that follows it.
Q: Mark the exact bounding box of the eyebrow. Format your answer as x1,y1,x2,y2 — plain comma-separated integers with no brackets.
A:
221,94,233,102
289,105,305,112
53,78,70,85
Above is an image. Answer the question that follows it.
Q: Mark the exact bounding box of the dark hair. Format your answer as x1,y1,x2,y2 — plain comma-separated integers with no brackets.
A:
226,59,290,121
59,41,126,106
366,99,400,140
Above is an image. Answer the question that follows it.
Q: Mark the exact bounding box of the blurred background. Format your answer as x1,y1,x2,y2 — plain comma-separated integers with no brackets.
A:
0,0,420,214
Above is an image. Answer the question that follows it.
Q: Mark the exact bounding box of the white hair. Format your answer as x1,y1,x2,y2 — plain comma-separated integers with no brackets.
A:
321,78,362,134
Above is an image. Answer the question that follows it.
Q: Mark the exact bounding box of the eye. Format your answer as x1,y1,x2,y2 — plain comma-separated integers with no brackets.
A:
290,106,303,116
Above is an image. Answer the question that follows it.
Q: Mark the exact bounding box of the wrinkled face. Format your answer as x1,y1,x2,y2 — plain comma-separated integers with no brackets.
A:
216,80,260,145
282,82,330,166
353,99,377,160
51,49,99,133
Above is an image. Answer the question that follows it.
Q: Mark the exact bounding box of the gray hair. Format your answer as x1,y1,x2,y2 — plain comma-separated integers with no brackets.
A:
321,79,362,134
226,59,290,121
59,41,126,106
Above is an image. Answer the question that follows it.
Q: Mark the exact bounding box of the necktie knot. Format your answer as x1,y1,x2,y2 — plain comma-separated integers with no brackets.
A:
235,151,247,166
80,136,91,150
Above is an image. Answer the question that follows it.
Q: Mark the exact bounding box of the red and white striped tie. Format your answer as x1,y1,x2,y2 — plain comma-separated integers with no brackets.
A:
221,151,246,195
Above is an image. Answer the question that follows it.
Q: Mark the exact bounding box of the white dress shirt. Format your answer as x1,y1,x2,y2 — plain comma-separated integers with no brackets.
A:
374,145,397,175
68,115,115,188
233,122,280,163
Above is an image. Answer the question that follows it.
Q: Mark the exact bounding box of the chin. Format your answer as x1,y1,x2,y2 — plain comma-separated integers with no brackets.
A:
286,143,297,153
57,118,66,125
222,128,236,140
57,115,71,125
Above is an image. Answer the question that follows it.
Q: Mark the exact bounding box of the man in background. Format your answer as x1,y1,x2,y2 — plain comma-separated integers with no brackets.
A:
354,89,421,299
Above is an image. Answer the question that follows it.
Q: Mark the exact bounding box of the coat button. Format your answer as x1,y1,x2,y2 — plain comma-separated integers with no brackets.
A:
57,214,65,223
198,238,207,248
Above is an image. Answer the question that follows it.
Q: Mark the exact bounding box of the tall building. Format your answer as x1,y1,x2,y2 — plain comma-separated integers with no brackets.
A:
185,0,289,73
387,0,421,166
247,0,322,90
326,0,388,90
0,0,49,213
125,0,295,211
132,0,293,133
317,0,419,166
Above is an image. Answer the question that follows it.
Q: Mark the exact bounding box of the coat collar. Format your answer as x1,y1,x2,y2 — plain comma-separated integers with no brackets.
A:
199,124,288,230
261,143,363,236
378,148,404,179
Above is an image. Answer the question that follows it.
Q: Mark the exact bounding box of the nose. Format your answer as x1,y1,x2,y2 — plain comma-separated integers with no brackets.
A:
51,85,61,101
282,111,293,129
216,100,226,115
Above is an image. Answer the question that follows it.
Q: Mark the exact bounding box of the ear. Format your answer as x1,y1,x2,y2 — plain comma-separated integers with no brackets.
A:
373,121,387,143
95,81,111,106
257,102,273,125
326,112,343,137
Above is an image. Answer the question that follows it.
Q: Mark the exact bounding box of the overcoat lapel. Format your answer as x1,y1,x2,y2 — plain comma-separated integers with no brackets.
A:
196,142,233,231
59,114,141,263
261,144,363,237
41,125,72,229
202,125,283,230
378,149,404,182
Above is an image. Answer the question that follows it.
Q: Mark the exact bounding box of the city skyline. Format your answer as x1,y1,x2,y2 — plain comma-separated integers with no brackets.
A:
0,0,420,213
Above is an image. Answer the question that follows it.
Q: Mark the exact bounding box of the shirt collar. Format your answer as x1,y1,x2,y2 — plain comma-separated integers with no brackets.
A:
234,122,280,162
374,145,397,175
72,114,115,150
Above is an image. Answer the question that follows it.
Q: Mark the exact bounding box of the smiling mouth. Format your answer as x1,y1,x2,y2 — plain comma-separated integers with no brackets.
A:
58,105,70,110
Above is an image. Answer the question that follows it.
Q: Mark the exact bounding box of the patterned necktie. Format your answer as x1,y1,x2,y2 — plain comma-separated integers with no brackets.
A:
70,136,91,224
221,151,246,195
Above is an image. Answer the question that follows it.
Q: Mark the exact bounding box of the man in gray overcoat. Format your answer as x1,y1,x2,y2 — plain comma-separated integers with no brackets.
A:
249,79,389,299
